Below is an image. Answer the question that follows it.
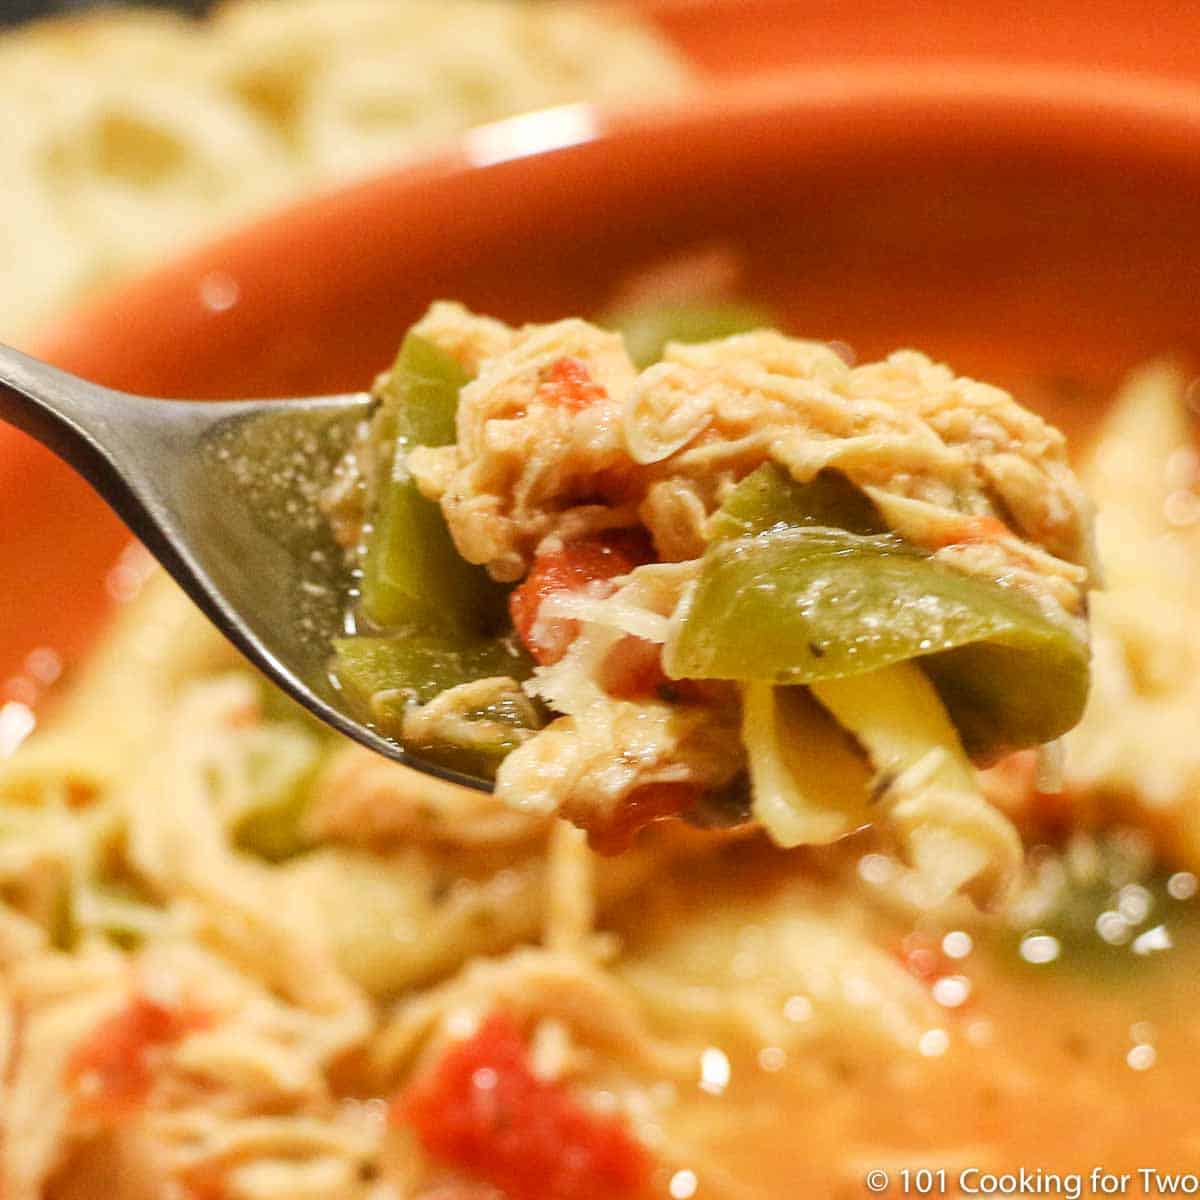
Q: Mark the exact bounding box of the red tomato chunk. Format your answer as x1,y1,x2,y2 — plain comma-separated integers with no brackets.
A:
598,634,671,700
538,356,608,411
396,1012,653,1200
587,781,702,856
66,994,209,1121
510,532,651,665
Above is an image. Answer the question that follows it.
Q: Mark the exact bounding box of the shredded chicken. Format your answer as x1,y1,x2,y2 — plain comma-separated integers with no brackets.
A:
411,307,1094,617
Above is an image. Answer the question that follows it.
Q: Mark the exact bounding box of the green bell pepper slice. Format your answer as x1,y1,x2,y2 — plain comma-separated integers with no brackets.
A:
601,300,774,368
665,525,1089,758
403,685,544,781
338,333,541,776
333,633,534,710
360,333,508,635
331,633,540,778
707,463,882,541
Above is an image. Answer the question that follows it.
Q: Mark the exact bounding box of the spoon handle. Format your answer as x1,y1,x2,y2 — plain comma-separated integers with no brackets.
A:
0,343,136,473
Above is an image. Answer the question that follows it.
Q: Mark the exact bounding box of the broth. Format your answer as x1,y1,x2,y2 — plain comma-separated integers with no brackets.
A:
631,855,1200,1195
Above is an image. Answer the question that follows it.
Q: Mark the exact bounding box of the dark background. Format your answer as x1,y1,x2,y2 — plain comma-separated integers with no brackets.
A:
0,0,212,23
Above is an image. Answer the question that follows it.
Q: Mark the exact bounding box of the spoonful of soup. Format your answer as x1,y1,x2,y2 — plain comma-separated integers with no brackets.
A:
0,302,1096,899
0,343,394,768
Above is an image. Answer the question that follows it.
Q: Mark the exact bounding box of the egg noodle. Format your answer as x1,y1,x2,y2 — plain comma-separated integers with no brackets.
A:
0,0,692,344
1,365,1197,1196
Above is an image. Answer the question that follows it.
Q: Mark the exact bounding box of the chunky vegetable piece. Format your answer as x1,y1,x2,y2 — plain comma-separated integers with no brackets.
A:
396,1012,653,1200
331,334,540,770
360,334,508,635
509,531,652,666
67,996,209,1121
230,729,322,862
538,355,608,409
334,634,534,711
706,463,882,540
668,525,1089,757
603,299,773,368
811,662,1022,900
333,633,539,777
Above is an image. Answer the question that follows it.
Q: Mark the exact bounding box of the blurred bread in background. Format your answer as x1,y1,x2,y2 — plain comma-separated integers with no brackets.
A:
0,0,693,343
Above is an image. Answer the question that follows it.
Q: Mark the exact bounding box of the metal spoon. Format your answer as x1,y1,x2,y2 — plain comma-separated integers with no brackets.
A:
0,343,493,791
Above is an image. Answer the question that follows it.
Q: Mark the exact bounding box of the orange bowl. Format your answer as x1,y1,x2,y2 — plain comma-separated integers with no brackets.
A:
637,0,1200,85
5,65,1200,696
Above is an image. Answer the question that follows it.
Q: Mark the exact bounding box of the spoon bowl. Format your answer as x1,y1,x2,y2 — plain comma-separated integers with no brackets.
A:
0,347,493,789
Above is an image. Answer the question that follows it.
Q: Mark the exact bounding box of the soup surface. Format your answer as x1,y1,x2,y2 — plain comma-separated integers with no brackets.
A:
2,322,1198,1200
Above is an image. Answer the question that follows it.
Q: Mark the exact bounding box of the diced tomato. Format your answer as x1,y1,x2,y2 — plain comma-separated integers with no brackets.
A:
929,514,1009,549
396,1012,652,1200
596,638,717,706
538,357,607,411
66,995,210,1121
597,635,670,699
510,531,651,665
587,781,702,855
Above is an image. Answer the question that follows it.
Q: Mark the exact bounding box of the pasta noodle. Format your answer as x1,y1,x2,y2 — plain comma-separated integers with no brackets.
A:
0,1,693,343
1063,363,1200,861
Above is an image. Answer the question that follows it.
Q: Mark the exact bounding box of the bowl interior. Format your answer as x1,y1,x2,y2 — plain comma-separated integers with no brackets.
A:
4,68,1200,687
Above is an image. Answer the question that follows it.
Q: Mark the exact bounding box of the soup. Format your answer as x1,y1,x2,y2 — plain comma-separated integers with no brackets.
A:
1,311,1197,1199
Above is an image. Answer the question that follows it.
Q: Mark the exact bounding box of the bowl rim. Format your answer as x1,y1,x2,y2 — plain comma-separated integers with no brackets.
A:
7,58,1200,701
30,60,1200,369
